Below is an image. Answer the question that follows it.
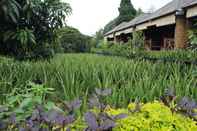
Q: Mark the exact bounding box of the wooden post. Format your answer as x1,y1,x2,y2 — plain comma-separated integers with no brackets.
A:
113,33,118,43
175,9,188,49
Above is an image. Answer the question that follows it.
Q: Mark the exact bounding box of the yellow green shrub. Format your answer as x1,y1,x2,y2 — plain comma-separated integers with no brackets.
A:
69,102,197,131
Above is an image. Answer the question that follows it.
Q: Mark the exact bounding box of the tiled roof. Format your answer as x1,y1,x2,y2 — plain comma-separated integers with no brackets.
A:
117,13,151,31
105,14,150,35
105,0,197,36
105,22,127,35
181,0,197,8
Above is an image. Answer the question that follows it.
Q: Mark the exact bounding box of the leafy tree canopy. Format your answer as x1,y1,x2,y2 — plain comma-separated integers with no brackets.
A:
0,0,71,59
58,26,92,53
104,0,137,34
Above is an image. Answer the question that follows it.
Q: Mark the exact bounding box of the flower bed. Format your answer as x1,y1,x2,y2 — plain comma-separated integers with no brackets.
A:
70,102,197,131
0,87,196,131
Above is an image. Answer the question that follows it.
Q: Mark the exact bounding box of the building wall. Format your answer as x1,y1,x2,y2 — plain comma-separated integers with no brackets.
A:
105,5,197,50
115,28,133,36
136,14,175,31
187,5,197,18
144,24,175,50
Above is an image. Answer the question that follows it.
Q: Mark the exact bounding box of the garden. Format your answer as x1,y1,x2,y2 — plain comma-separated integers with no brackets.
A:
0,54,196,130
0,0,197,130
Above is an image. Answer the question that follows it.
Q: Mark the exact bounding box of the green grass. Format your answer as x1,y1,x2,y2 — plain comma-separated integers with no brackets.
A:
143,50,197,61
0,54,196,108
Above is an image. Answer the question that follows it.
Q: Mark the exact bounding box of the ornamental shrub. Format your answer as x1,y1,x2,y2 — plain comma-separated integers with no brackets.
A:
108,102,197,131
69,102,197,131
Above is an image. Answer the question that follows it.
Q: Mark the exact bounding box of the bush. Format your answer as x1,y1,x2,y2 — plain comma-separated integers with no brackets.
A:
111,102,197,130
188,22,197,50
69,102,197,130
91,30,146,58
131,31,145,50
142,50,197,62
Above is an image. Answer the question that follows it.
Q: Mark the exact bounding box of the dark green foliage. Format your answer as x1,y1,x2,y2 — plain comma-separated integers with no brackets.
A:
188,21,197,50
104,0,137,34
117,0,137,25
131,31,145,50
91,29,104,48
0,0,20,23
0,0,71,59
58,26,91,53
0,86,196,130
136,8,144,16
103,18,118,34
0,82,81,130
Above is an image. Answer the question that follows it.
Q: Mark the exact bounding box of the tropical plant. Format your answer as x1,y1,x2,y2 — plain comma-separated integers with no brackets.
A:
161,88,197,121
0,54,197,107
0,0,72,59
0,55,196,130
3,28,36,54
0,0,20,23
84,88,127,131
188,28,197,50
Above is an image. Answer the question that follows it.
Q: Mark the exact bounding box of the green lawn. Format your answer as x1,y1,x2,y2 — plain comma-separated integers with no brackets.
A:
0,53,196,107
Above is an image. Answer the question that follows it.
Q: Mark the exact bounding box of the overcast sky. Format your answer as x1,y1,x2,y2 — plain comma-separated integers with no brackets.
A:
66,0,171,35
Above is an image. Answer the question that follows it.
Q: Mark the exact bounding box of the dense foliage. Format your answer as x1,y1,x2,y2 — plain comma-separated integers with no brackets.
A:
92,37,197,63
58,26,91,53
1,0,196,130
0,54,196,106
118,0,137,25
103,0,137,34
188,21,197,50
0,0,71,59
91,29,104,48
0,86,196,130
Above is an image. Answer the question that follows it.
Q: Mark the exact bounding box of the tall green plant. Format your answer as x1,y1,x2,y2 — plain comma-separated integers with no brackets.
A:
0,0,72,59
131,31,145,51
0,54,196,107
0,0,20,23
4,28,36,52
188,29,197,45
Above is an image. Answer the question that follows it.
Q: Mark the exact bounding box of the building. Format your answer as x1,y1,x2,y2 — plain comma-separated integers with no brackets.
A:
104,0,197,50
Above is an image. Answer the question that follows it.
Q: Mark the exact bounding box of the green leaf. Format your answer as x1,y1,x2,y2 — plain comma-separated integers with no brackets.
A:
19,97,33,109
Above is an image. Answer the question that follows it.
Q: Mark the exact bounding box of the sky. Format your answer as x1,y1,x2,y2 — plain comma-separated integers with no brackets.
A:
65,0,171,35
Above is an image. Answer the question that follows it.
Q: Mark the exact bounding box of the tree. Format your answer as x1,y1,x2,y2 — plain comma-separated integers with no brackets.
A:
104,0,137,34
103,18,117,34
92,29,104,47
0,0,72,59
136,8,144,16
117,0,137,25
58,26,91,53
